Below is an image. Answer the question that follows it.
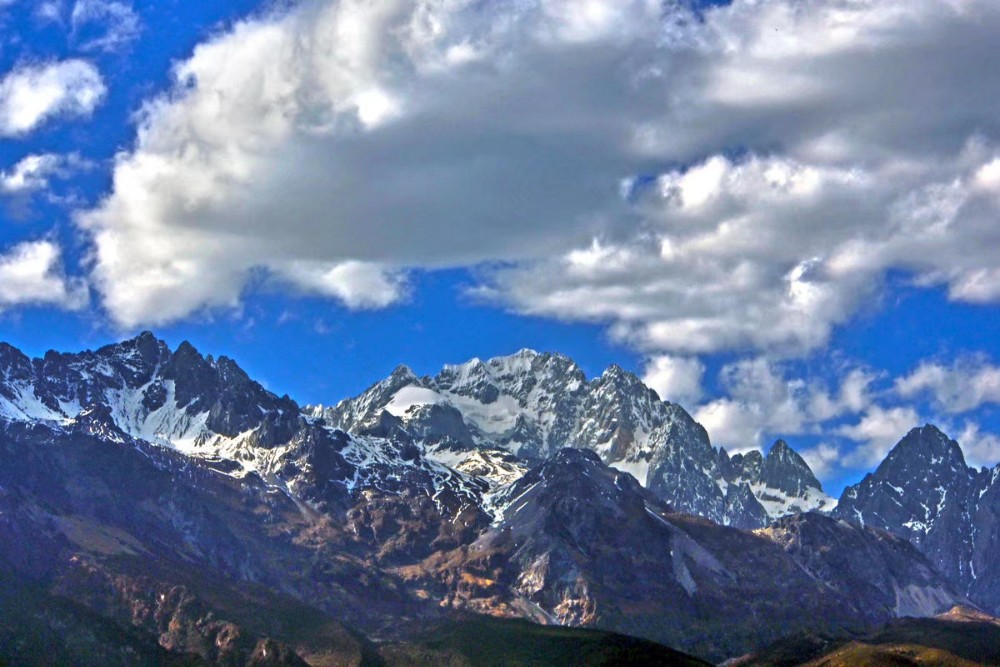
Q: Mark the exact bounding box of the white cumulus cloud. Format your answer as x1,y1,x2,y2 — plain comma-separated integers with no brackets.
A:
641,354,704,406
0,60,105,136
799,442,842,480
72,0,1000,350
839,406,922,467
693,357,875,451
0,240,88,311
956,422,1000,469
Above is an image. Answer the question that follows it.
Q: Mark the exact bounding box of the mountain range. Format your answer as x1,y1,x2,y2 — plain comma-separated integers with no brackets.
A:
309,349,834,529
0,333,997,665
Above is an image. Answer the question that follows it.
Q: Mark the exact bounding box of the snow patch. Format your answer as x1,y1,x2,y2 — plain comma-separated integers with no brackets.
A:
385,385,448,416
609,458,650,485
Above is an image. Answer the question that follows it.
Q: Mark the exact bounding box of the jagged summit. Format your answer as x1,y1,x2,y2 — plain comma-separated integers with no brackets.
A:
316,348,831,527
0,334,833,530
0,332,302,461
835,424,1000,608
389,363,418,380
769,438,792,456
0,334,494,527
761,438,824,495
875,424,968,475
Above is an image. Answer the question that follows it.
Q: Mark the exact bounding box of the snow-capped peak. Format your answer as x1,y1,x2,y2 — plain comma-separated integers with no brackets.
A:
318,350,830,528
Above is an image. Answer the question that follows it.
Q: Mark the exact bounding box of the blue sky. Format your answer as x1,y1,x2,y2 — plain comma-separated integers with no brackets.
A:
2,0,1000,496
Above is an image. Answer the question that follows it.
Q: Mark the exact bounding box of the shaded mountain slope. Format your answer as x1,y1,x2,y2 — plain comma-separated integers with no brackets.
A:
731,606,1000,667
392,449,958,662
836,425,1000,613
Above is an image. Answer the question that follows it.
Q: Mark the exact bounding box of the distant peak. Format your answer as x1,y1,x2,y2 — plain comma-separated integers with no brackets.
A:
887,424,966,468
94,331,169,364
480,348,539,366
760,439,824,494
119,330,166,351
215,354,249,377
507,349,581,369
390,363,417,380
767,439,792,458
917,423,948,439
174,340,202,358
601,363,629,379
905,424,956,450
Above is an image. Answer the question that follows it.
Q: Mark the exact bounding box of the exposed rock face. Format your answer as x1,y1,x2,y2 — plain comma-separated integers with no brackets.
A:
760,440,823,496
0,424,388,666
836,424,1000,614
313,350,833,527
0,566,210,667
394,449,959,662
760,513,964,619
729,440,837,519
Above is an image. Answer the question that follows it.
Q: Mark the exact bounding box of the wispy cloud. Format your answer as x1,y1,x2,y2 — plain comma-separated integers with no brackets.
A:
839,406,923,468
896,356,1000,413
70,0,140,52
0,152,87,195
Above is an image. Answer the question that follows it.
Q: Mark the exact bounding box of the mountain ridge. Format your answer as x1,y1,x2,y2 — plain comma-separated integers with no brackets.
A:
312,346,835,528
836,424,1000,615
0,332,988,665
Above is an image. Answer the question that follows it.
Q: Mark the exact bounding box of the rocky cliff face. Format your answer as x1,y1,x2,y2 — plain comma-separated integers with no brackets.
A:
312,350,834,528
396,449,958,662
835,424,1000,614
760,512,964,619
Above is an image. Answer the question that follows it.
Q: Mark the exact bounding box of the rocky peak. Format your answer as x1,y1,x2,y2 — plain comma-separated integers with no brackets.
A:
0,343,33,387
600,362,627,379
124,330,168,360
760,439,824,497
0,334,305,455
836,425,974,531
161,340,218,407
96,331,171,372
437,349,585,406
875,424,969,480
389,363,418,383
578,363,668,456
318,349,830,528
833,424,1000,608
491,446,660,535
728,450,763,481
157,339,300,436
593,363,652,396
